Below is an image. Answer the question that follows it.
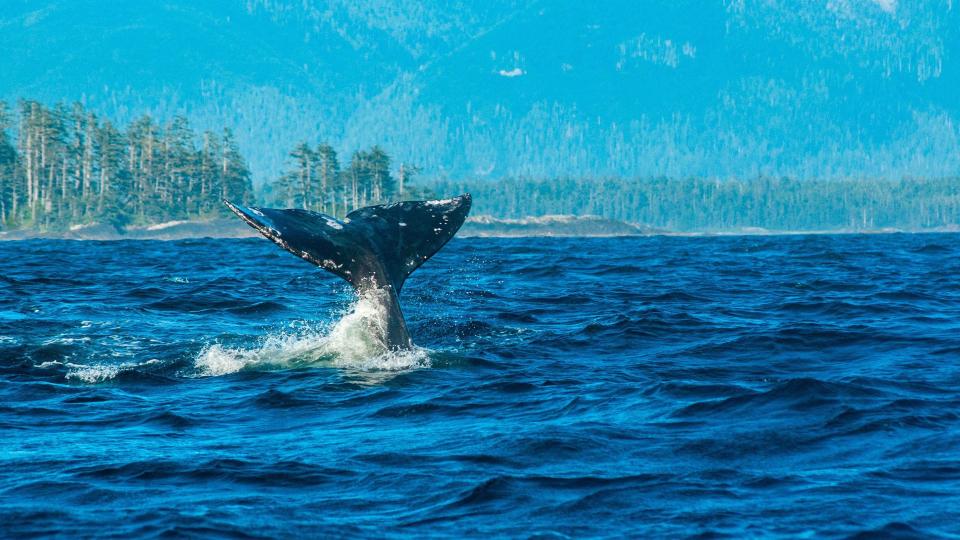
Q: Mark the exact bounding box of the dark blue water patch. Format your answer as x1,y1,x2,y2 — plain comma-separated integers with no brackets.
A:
1,235,960,537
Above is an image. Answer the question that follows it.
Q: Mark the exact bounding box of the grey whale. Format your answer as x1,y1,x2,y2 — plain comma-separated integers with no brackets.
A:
224,194,472,350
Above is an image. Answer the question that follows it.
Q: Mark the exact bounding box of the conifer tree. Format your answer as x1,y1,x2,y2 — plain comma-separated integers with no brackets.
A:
0,102,20,226
366,145,394,202
315,143,339,214
0,100,256,231
221,128,254,209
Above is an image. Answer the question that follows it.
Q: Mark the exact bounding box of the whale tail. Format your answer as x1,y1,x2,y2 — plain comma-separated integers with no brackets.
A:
224,194,472,292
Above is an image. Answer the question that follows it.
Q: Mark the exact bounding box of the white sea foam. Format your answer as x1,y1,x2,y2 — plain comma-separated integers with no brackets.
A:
194,290,431,377
51,292,430,383
67,364,122,383
59,359,161,383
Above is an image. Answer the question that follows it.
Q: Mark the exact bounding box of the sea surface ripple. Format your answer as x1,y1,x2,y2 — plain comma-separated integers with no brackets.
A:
2,235,960,538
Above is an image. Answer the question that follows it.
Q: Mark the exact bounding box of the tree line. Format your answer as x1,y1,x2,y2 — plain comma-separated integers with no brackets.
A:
432,176,960,231
0,100,434,231
0,100,254,231
2,100,958,233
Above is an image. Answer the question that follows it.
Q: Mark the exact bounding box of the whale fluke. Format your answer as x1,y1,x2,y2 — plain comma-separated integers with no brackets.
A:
224,194,472,349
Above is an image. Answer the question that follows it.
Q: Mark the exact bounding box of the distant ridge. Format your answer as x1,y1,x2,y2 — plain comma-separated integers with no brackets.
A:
1,1,957,181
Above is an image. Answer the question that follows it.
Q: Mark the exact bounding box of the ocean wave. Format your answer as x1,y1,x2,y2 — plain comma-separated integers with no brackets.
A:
5,236,960,537
672,377,886,419
37,359,164,383
67,458,352,488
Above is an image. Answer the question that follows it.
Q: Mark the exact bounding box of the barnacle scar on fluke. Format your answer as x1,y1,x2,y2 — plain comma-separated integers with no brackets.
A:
224,194,472,350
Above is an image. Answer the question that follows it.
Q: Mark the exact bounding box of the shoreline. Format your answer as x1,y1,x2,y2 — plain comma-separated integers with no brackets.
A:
1,216,957,241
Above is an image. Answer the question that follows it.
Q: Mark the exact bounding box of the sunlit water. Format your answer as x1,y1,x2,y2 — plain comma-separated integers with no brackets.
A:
2,235,960,538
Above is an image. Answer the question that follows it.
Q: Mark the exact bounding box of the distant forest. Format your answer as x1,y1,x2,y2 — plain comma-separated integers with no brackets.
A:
263,142,432,217
434,177,960,231
0,100,429,231
1,100,958,233
0,100,254,231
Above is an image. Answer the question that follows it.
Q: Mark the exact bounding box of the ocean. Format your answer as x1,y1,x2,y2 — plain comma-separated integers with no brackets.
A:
1,234,959,538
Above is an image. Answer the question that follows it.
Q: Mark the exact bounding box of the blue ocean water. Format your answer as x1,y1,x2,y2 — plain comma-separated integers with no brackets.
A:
2,235,960,538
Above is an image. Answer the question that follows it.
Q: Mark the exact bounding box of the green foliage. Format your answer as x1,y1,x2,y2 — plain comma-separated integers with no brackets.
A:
433,177,960,231
0,100,255,231
271,140,406,217
2,98,956,233
0,102,17,226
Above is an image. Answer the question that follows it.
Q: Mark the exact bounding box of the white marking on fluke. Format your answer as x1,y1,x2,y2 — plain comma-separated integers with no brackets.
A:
426,198,456,206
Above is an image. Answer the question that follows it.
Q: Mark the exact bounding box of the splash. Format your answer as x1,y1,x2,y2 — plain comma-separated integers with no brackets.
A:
194,290,431,377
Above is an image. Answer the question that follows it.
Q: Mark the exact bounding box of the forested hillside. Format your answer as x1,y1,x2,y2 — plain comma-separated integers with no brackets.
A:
2,1,957,181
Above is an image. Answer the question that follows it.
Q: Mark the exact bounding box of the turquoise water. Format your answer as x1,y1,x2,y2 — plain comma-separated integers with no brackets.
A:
2,235,960,537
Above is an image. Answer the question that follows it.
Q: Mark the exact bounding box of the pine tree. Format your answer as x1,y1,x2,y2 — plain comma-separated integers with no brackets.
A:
198,130,223,216
366,145,394,202
126,115,160,220
288,142,315,209
0,102,20,226
162,116,196,219
95,119,132,230
315,143,339,214
348,150,371,208
397,163,424,200
221,128,254,209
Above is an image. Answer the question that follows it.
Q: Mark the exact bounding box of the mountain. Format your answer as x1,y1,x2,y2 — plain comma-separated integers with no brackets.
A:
1,0,957,182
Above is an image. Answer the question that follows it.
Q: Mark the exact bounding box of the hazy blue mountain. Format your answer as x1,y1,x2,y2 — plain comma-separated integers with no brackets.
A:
1,0,957,182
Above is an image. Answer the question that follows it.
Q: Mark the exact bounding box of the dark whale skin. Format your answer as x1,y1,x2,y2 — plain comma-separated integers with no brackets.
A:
224,194,472,349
